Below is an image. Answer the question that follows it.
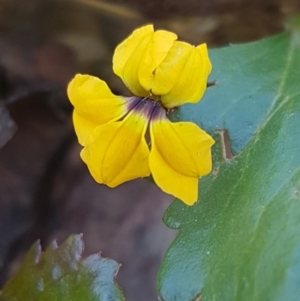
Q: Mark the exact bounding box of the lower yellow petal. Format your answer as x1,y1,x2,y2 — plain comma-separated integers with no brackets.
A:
149,110,214,205
150,142,199,205
68,74,129,145
80,110,150,187
72,111,99,146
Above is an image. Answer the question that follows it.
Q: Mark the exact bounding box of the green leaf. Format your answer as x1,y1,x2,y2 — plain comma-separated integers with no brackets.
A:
0,235,126,301
158,22,300,301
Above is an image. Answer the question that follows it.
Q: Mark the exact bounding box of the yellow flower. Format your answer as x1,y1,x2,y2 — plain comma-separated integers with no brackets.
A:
67,25,215,205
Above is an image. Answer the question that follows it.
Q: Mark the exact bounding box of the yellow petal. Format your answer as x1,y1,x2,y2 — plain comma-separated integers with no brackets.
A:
137,30,177,92
113,25,153,79
151,41,192,97
155,43,212,108
149,110,214,205
80,110,150,187
113,25,177,96
67,74,128,145
197,43,212,75
113,25,153,96
72,111,100,146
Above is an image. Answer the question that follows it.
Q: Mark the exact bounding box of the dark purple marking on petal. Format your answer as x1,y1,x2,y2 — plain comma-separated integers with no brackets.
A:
130,97,153,117
150,103,167,121
127,97,168,123
126,96,143,112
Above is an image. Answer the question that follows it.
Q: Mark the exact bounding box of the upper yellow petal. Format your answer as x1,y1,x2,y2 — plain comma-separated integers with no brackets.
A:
67,74,128,145
112,25,211,107
113,25,153,79
151,41,192,97
113,25,177,97
80,110,150,187
113,25,153,96
119,34,152,96
149,111,214,205
197,43,212,75
158,43,212,108
137,30,177,92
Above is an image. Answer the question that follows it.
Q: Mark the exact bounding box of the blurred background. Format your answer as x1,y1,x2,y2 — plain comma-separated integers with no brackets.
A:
0,0,300,300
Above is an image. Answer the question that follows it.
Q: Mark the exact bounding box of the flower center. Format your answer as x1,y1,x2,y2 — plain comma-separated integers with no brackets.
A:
128,96,166,122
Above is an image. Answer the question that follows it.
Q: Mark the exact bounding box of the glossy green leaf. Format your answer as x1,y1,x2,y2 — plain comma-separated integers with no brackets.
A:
0,235,126,301
158,21,300,301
